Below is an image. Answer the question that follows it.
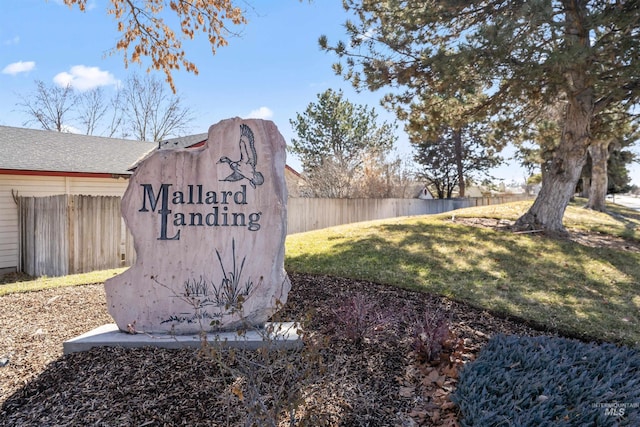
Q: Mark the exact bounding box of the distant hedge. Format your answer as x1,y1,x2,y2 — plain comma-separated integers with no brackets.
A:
452,335,640,426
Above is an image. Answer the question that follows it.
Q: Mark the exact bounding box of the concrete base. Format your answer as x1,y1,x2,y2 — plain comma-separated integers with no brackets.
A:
63,322,302,354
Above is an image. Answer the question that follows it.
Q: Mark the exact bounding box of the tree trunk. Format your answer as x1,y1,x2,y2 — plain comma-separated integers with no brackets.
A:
515,96,593,233
579,152,592,198
580,176,590,198
435,182,445,199
453,129,465,197
585,140,610,211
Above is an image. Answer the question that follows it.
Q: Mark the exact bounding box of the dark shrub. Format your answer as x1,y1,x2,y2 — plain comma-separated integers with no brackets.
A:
452,335,640,426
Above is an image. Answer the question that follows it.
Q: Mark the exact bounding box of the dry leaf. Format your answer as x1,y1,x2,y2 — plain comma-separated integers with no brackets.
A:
434,388,449,398
441,400,456,410
443,364,459,379
231,384,244,401
427,369,441,382
409,408,428,419
442,413,460,427
399,386,415,398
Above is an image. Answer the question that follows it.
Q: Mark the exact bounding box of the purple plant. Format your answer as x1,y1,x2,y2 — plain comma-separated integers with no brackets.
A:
411,308,451,363
332,293,392,344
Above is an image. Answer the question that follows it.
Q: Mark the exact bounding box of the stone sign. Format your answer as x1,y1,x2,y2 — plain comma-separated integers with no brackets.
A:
105,118,291,334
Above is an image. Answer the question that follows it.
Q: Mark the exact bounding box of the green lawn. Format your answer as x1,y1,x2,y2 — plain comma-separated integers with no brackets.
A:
0,268,126,296
286,200,640,347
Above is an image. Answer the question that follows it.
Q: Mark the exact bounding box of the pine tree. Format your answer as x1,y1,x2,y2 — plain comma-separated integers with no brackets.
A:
289,89,397,198
321,0,640,232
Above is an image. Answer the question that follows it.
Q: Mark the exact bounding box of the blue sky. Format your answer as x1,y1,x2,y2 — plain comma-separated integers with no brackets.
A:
1,1,636,185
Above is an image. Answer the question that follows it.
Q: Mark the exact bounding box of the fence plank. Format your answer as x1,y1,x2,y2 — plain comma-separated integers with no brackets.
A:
18,195,124,277
18,195,69,277
68,195,123,274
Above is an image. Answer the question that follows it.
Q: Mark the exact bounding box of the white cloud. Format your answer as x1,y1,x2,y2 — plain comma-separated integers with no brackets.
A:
3,36,20,46
2,61,36,75
244,106,274,120
61,124,82,134
53,65,119,91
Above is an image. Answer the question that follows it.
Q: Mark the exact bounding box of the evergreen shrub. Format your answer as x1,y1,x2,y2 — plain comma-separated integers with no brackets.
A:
452,335,640,426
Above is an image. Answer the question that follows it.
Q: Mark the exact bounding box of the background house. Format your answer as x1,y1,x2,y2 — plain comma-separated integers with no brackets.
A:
416,186,434,200
0,126,156,274
0,126,304,275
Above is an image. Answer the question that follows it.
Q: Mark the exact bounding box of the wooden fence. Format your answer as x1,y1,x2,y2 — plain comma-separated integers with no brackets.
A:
17,193,531,277
17,195,131,277
286,194,532,234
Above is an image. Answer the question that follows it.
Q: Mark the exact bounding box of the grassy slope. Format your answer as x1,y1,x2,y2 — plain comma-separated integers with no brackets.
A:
285,200,640,347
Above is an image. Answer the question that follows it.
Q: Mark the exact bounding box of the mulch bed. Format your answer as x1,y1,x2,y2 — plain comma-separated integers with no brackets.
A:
0,270,555,427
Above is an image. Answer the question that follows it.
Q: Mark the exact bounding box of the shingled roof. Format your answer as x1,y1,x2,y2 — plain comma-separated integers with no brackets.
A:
0,126,157,176
158,133,208,150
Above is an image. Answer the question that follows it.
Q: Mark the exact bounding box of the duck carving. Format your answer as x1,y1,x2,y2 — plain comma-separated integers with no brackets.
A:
219,124,264,188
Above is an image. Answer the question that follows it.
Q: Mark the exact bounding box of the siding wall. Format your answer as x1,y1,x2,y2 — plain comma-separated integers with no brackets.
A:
0,174,129,271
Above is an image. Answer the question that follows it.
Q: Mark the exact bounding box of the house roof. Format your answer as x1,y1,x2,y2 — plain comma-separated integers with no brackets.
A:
158,133,208,150
0,126,156,176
